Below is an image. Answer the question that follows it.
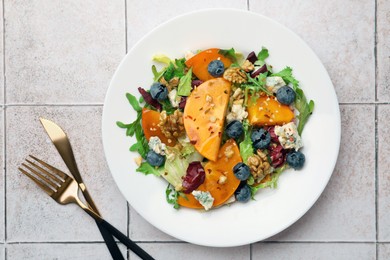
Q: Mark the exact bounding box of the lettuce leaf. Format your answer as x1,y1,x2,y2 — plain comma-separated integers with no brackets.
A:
239,121,254,164
177,67,192,96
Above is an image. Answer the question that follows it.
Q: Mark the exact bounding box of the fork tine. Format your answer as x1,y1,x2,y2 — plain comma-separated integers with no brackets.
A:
19,167,55,196
29,155,67,180
22,161,61,189
25,157,64,183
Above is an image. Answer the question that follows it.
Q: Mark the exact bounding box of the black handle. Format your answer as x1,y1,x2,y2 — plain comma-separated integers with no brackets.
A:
96,220,125,260
101,219,155,260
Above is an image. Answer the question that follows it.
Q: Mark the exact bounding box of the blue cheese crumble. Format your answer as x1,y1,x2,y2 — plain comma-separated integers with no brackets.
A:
274,122,303,151
266,76,286,93
148,136,166,155
192,190,214,211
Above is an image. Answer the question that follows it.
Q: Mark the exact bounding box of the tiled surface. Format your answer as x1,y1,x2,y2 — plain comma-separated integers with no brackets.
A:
4,0,125,104
129,243,250,260
377,0,390,101
126,0,248,49
253,243,375,260
1,0,387,259
6,106,127,242
250,0,375,103
378,105,390,241
7,243,126,260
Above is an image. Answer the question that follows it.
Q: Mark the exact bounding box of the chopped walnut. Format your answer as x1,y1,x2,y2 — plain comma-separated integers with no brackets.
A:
133,156,142,166
224,145,234,159
241,60,255,72
218,175,227,185
247,149,273,182
158,110,185,139
223,67,247,84
232,88,244,100
160,76,180,92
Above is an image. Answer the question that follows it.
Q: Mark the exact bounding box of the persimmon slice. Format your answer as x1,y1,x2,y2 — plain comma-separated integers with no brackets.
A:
185,48,232,81
178,139,242,209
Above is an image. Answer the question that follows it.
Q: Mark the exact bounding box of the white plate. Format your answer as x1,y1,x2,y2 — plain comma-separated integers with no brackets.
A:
102,9,340,247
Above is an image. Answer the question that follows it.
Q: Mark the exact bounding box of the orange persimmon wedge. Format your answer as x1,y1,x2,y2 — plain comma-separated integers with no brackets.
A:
141,108,176,147
185,48,232,81
183,78,231,161
178,139,242,209
247,96,294,126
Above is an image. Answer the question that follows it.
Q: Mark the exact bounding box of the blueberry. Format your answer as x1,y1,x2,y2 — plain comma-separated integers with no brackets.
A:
225,120,244,139
150,82,168,101
233,162,251,181
286,151,305,169
276,86,296,105
207,60,225,77
235,184,251,202
251,128,271,149
146,150,165,167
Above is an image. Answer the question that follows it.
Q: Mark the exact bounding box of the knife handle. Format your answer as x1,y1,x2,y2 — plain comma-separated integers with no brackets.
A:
97,220,125,260
100,219,155,260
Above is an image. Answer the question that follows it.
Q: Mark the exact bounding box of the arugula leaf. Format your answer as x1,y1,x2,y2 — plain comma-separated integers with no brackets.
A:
174,58,186,77
177,67,192,96
164,62,175,81
163,59,186,81
126,93,142,112
129,117,149,158
152,65,166,82
160,99,175,115
257,47,269,61
136,162,162,177
239,120,254,163
165,184,180,209
271,67,299,88
218,48,238,63
295,88,315,135
249,164,287,198
242,72,273,97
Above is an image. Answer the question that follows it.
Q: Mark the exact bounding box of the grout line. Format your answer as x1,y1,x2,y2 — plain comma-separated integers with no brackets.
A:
339,102,390,105
2,106,5,245
375,105,379,260
374,0,378,102
250,243,252,259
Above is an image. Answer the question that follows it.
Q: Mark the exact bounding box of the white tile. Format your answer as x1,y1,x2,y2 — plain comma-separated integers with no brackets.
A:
6,106,127,242
250,0,375,103
126,0,248,49
377,0,390,101
269,105,376,241
378,243,390,260
7,243,126,260
129,243,249,260
129,205,178,242
378,105,390,240
4,0,125,104
253,243,375,260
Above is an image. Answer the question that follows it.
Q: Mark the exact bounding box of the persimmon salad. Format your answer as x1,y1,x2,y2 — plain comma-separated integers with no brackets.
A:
117,47,314,210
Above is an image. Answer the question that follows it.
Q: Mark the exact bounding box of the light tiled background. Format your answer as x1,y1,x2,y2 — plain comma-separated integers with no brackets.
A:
1,0,389,259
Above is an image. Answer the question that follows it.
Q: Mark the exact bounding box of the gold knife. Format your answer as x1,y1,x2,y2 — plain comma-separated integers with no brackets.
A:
39,117,98,211
39,117,126,260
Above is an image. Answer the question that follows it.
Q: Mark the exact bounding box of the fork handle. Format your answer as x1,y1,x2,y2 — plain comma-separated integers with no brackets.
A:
100,219,155,260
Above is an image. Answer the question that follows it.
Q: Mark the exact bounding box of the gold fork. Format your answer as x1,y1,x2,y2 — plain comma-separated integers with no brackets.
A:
19,155,102,220
19,155,155,260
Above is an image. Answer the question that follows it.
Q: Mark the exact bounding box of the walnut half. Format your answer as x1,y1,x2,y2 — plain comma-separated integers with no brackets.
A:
158,110,185,139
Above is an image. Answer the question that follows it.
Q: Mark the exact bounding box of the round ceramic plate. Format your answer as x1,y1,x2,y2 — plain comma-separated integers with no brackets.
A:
102,9,340,247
